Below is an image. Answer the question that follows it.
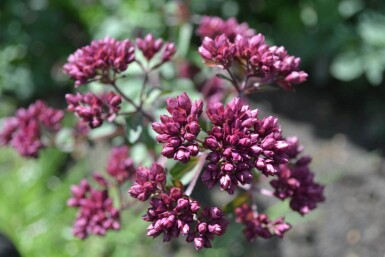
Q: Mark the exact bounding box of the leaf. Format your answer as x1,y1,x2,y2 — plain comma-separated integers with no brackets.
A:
177,23,193,58
169,157,199,180
125,112,143,144
223,192,251,213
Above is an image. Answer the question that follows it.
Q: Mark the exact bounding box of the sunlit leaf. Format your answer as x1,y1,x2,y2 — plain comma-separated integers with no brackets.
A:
169,157,199,179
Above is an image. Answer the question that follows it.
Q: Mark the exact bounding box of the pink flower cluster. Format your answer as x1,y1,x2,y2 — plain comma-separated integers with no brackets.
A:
0,100,64,158
198,16,307,91
63,37,135,86
197,16,255,41
271,138,325,215
129,163,228,250
128,163,166,201
203,97,290,194
67,175,120,239
152,92,203,163
235,203,291,241
65,92,121,128
136,34,176,63
106,146,135,184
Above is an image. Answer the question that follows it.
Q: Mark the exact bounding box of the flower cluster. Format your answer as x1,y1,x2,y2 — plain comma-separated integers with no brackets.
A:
63,37,135,86
235,203,291,241
0,100,64,158
198,34,236,69
67,175,120,239
128,162,228,250
106,146,135,183
198,16,308,92
197,16,255,41
186,206,229,250
270,139,325,215
235,34,308,91
152,92,203,163
202,97,290,194
65,92,121,128
128,163,166,201
136,34,176,63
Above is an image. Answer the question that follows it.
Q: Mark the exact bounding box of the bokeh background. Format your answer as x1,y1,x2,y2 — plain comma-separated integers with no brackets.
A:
1,0,385,256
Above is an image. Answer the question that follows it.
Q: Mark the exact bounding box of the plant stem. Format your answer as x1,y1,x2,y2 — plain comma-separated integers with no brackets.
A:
226,68,242,94
110,80,154,122
185,152,208,196
139,72,149,108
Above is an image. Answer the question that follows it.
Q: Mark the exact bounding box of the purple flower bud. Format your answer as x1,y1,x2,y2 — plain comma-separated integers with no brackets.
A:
66,92,121,128
197,16,255,41
129,163,166,201
198,34,236,69
68,176,120,239
136,34,163,61
0,100,64,158
152,93,202,163
106,146,135,183
64,37,135,86
162,42,176,62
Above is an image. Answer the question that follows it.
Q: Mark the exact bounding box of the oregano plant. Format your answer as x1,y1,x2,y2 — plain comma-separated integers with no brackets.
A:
0,15,324,251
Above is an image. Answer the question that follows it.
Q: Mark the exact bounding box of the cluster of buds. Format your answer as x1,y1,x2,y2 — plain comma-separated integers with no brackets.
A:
63,34,177,87
136,34,176,64
152,92,203,163
63,37,135,86
0,100,64,158
67,175,120,239
197,16,255,41
203,97,289,194
198,16,307,92
65,92,121,128
106,146,135,184
271,138,325,215
128,163,166,201
129,163,228,250
235,203,291,241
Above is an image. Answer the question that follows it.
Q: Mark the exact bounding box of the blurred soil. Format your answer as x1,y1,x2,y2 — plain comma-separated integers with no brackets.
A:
251,88,385,257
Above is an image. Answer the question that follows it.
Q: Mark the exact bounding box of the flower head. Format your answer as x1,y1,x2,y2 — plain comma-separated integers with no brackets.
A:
143,187,200,241
128,163,166,201
235,203,291,241
198,34,236,69
0,100,64,158
152,92,203,163
141,186,228,250
271,156,325,215
202,98,290,194
235,34,308,91
64,37,135,86
106,146,135,183
187,207,229,250
67,176,120,239
136,34,164,61
65,91,121,128
197,16,255,41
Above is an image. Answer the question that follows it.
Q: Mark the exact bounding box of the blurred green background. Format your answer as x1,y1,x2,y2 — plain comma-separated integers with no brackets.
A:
1,0,385,256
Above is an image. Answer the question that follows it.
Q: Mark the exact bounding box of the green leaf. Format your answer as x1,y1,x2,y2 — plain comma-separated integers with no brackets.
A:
169,157,199,180
125,112,144,144
223,192,250,213
177,23,193,58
